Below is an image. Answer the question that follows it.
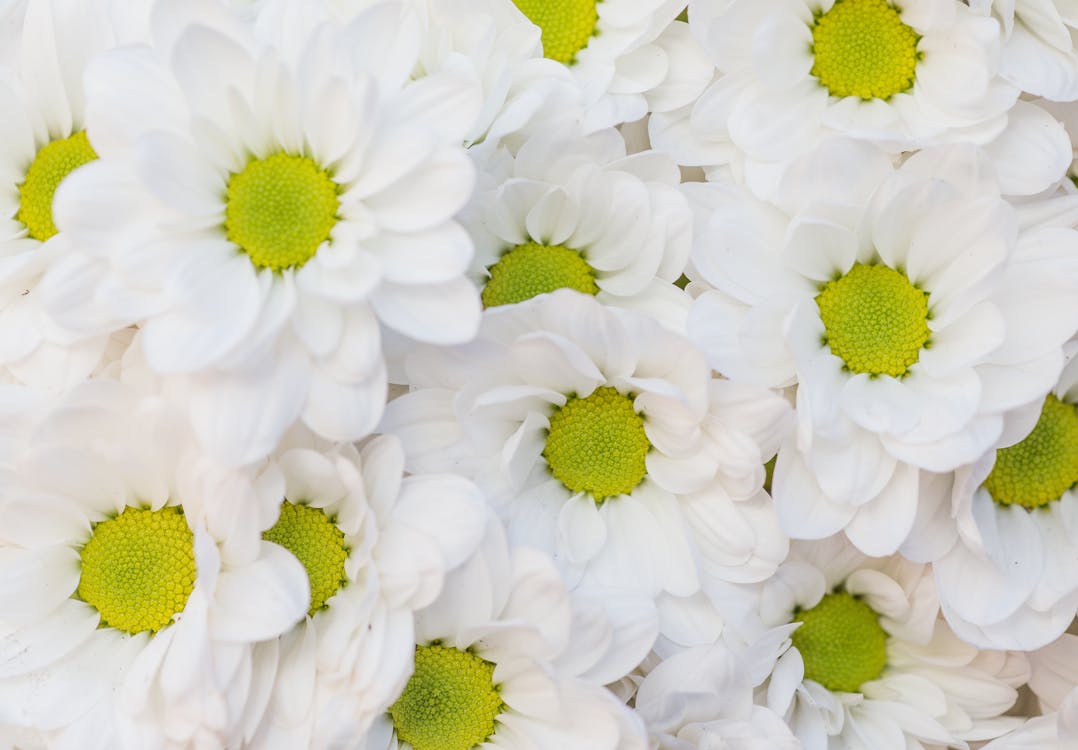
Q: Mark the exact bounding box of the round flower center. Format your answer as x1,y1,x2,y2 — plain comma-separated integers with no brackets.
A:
983,395,1078,509
816,263,930,377
262,501,348,617
791,592,888,693
389,645,505,750
77,506,196,635
811,0,920,100
482,242,599,308
512,0,599,64
225,153,339,271
17,130,98,241
543,386,650,502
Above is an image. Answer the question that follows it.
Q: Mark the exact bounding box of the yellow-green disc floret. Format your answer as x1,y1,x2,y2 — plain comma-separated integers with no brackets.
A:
389,645,506,750
512,0,599,64
77,506,196,635
811,0,920,100
984,394,1078,509
791,592,888,693
482,242,599,308
815,263,930,378
262,501,348,616
225,153,339,271
543,386,650,502
17,130,98,241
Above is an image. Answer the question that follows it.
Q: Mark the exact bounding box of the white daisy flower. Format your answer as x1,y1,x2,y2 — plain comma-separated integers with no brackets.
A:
652,0,1019,170
751,536,1028,750
981,686,1078,750
464,129,693,332
39,0,484,464
245,434,489,747
382,290,792,643
505,0,688,130
0,382,310,748
973,0,1078,101
362,517,651,750
933,357,1078,650
687,144,1078,556
0,0,150,389
634,638,802,749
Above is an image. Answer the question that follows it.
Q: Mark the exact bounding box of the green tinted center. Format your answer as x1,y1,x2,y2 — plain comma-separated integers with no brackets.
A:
791,592,888,693
482,242,599,308
225,153,339,271
816,263,930,377
543,386,650,502
262,501,348,616
984,395,1078,509
17,130,98,241
811,0,920,100
512,0,599,64
389,645,505,750
77,506,196,635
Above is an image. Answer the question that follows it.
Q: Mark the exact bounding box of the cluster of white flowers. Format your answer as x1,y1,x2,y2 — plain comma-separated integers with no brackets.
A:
1,0,1077,748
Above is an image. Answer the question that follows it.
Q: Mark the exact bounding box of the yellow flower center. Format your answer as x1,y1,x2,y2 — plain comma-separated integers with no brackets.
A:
512,0,599,64
811,0,920,100
816,263,930,377
543,386,650,502
17,130,98,241
389,645,505,750
77,506,196,635
262,501,348,616
482,242,599,308
225,153,340,271
983,395,1078,509
791,592,888,693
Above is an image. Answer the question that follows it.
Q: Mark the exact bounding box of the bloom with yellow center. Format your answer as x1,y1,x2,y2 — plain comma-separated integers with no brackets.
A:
760,537,1027,749
41,4,485,464
651,0,1017,167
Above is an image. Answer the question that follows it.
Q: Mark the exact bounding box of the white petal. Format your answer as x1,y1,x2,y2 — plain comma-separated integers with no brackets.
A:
209,541,309,642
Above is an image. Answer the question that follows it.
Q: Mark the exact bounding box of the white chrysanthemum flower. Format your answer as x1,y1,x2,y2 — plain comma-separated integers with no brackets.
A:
504,0,688,129
634,638,801,749
748,537,1028,750
362,517,651,750
687,144,1078,556
39,0,484,464
933,357,1078,650
245,434,488,747
464,129,693,331
382,291,791,642
0,0,150,389
652,0,1019,170
0,382,310,749
973,0,1078,101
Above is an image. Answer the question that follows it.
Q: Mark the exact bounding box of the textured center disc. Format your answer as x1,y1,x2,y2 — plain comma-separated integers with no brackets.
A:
17,130,98,241
811,0,920,100
543,386,650,501
791,592,888,693
225,153,339,271
512,0,599,64
984,394,1078,509
77,506,196,635
262,501,348,616
482,242,599,308
816,263,930,377
389,645,505,750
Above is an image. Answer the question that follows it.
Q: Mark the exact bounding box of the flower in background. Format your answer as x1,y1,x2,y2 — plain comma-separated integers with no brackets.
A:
363,517,651,750
464,129,692,331
747,536,1028,749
